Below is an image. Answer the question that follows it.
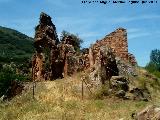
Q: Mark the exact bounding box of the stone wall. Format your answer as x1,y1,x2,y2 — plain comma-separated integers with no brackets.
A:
92,28,137,66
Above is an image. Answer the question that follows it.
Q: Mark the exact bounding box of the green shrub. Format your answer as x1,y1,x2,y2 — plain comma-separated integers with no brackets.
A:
0,64,27,97
145,62,157,73
152,71,160,78
145,49,160,78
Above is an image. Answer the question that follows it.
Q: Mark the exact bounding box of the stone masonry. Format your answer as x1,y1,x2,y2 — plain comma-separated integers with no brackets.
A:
93,28,137,66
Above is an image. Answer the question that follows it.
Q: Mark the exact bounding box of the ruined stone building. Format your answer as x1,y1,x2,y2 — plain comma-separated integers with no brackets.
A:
32,12,137,82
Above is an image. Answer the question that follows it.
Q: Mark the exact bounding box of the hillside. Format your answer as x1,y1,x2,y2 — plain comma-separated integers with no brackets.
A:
0,26,34,63
0,68,160,120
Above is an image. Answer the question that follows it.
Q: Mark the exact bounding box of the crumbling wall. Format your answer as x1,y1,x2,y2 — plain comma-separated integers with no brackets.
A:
32,14,78,81
88,45,119,87
86,28,137,86
32,12,59,81
128,53,137,66
58,36,78,77
35,53,45,80
32,13,137,81
93,28,137,66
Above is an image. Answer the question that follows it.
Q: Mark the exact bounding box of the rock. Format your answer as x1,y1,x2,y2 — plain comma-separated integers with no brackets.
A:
130,88,150,101
153,110,160,119
109,76,132,99
134,105,160,120
123,96,130,100
119,118,124,120
111,76,129,92
115,90,126,98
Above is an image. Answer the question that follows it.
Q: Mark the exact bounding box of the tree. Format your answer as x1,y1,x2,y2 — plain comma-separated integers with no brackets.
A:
60,30,83,52
145,49,160,78
145,62,157,73
150,49,160,71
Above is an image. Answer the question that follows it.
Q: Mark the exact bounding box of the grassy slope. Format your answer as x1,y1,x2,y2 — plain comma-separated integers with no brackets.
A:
0,68,160,120
0,26,34,63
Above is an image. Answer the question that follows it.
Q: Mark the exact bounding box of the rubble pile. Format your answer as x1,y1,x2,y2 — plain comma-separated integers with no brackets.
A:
130,87,150,101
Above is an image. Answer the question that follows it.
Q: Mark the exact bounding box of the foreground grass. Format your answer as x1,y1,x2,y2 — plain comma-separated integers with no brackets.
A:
0,94,149,120
0,70,160,120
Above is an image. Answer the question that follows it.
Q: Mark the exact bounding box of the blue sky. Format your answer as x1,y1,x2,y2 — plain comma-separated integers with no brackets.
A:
0,0,160,66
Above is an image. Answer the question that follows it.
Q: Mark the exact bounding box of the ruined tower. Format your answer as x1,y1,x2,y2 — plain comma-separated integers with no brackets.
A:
32,12,59,81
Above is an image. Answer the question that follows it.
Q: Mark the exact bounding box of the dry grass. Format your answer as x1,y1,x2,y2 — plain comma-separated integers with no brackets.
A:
0,70,160,120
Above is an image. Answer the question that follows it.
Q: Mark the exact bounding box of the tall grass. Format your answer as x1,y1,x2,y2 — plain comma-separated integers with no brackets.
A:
0,69,160,120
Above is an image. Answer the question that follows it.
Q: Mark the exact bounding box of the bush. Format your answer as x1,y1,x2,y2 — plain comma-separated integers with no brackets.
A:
152,71,160,78
0,64,27,97
145,62,160,78
145,49,160,78
60,30,83,52
145,62,157,73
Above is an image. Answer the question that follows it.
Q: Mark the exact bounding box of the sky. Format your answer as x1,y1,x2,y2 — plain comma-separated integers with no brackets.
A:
0,0,160,66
